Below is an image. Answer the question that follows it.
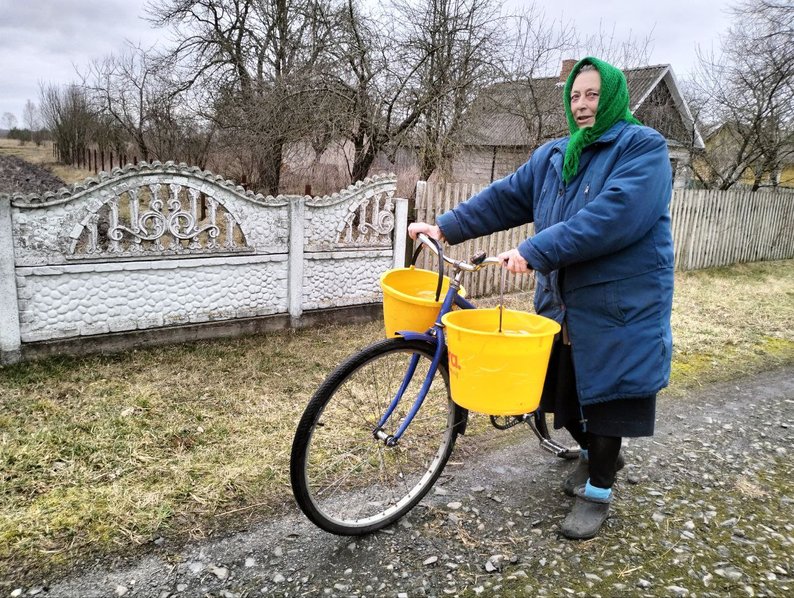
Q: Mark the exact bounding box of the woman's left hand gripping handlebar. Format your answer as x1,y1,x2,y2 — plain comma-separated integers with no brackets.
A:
408,222,446,243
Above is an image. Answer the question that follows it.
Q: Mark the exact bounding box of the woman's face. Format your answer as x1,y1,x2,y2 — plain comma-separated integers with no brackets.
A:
570,70,601,129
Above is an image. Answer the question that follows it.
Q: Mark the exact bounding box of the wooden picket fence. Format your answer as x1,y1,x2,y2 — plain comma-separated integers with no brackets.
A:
670,189,794,271
413,181,794,298
413,181,533,298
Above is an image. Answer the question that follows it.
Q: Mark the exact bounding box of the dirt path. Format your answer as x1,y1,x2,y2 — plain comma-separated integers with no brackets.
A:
16,367,794,598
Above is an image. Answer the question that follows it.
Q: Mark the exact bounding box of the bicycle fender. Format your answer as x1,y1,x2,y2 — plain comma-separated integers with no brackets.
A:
395,331,437,343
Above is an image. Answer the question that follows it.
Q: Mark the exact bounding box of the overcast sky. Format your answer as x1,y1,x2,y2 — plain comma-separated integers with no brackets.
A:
0,0,736,124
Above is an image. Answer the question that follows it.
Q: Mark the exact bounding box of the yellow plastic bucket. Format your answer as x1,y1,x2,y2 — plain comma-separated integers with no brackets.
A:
380,267,464,338
441,308,561,415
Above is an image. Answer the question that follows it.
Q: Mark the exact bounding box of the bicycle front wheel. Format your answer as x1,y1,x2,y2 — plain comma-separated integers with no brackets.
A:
290,338,464,535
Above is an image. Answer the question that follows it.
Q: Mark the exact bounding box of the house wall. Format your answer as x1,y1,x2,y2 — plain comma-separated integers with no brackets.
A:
737,162,794,189
669,146,693,189
450,146,530,183
780,165,794,188
635,85,692,147
695,126,794,190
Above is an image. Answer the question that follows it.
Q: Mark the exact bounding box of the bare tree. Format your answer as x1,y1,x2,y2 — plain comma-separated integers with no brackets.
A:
38,83,94,165
316,0,498,183
147,97,217,169
576,23,653,70
408,0,502,182
22,100,42,145
149,0,338,194
320,0,388,183
2,112,17,131
134,0,658,192
689,0,794,190
83,45,158,161
739,0,794,190
82,43,215,167
22,100,36,132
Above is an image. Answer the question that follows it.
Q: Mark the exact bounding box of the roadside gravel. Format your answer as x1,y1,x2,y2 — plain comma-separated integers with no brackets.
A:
12,367,793,598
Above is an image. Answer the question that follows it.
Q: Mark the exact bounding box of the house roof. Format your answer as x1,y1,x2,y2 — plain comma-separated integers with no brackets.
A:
461,63,704,150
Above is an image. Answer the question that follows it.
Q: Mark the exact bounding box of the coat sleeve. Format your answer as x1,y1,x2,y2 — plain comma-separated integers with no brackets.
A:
518,129,671,274
436,157,536,244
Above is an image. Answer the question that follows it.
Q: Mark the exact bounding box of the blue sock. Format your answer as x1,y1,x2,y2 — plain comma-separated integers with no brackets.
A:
579,448,589,461
584,480,612,501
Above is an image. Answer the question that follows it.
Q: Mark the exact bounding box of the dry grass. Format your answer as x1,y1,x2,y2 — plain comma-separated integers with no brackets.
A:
668,260,794,389
0,323,384,580
0,138,94,186
0,258,793,582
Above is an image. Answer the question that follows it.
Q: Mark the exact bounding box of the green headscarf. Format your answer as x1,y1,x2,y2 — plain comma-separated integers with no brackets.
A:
562,56,642,183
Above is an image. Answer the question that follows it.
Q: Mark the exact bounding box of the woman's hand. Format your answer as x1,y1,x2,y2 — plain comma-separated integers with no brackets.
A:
408,222,446,242
498,248,533,274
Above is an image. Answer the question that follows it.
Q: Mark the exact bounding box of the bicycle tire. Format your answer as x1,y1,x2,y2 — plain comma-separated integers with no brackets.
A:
290,337,465,535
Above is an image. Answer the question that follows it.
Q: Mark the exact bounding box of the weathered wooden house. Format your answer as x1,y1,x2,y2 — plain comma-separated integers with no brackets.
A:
452,60,704,189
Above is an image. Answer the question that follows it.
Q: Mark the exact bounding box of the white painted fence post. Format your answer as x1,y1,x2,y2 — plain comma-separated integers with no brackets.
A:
0,196,22,364
393,197,408,268
288,196,305,323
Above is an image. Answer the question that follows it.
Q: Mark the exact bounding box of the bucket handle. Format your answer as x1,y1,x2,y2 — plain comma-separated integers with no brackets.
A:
498,265,507,333
410,236,445,302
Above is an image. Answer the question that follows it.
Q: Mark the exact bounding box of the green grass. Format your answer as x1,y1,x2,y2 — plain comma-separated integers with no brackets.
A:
1,260,793,582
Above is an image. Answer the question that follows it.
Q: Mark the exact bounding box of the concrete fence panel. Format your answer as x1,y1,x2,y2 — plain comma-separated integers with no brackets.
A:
0,162,406,364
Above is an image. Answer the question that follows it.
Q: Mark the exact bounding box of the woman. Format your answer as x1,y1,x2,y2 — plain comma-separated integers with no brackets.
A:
408,57,674,539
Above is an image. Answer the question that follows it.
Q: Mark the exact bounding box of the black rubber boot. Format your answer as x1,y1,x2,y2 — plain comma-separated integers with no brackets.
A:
560,486,611,540
562,451,625,497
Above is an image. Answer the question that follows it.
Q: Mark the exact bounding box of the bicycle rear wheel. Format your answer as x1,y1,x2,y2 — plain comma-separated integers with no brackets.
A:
290,337,464,535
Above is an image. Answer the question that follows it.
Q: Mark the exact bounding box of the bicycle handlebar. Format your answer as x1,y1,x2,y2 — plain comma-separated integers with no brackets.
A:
415,233,504,273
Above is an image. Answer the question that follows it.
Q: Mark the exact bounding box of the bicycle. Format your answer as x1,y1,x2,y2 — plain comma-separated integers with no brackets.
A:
290,233,579,535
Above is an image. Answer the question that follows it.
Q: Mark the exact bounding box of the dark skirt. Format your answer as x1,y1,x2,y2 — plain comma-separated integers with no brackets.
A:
539,337,656,437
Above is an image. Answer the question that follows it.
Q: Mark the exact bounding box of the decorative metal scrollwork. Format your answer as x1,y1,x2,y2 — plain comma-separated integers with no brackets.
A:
108,185,220,247
70,182,246,257
336,189,396,245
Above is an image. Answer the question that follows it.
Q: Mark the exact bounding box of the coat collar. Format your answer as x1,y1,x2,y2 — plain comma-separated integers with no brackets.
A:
548,121,631,183
552,120,631,156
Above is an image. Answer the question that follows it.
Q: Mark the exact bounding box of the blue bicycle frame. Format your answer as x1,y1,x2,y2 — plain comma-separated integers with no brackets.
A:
373,260,476,447
371,234,579,460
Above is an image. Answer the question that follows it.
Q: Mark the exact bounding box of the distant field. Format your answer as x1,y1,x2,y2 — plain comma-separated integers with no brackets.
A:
0,138,93,186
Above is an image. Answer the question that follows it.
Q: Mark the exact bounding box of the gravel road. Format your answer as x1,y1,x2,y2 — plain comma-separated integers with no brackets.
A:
12,367,793,598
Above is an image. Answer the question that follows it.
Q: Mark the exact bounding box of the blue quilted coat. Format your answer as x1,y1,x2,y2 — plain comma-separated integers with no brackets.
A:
437,121,674,404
